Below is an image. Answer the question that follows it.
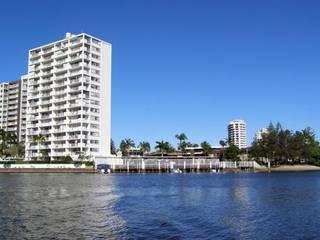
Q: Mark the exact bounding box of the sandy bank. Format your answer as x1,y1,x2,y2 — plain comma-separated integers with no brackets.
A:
270,165,320,172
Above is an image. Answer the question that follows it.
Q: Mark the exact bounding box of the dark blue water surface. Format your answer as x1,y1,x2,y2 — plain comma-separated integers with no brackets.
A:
0,172,320,239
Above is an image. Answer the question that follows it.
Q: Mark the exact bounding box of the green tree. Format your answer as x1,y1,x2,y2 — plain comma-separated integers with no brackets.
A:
175,133,188,144
219,139,228,160
110,139,116,155
0,129,17,158
119,138,135,156
155,141,174,157
62,155,73,163
250,123,320,166
138,141,151,155
300,128,319,162
179,141,188,154
200,141,211,156
4,143,25,158
175,133,188,153
225,145,240,160
17,143,25,158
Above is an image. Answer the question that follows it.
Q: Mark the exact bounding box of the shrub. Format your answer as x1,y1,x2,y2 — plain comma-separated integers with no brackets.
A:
62,155,73,163
84,161,94,166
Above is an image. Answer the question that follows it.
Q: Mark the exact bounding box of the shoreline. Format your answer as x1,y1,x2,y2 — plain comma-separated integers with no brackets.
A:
256,164,320,172
0,168,96,173
0,165,319,174
271,165,320,172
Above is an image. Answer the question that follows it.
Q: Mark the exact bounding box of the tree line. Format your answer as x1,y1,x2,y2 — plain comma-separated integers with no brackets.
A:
115,133,241,160
250,123,320,165
116,123,320,164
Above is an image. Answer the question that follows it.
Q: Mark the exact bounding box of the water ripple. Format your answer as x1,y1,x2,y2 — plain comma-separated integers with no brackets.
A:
1,173,320,239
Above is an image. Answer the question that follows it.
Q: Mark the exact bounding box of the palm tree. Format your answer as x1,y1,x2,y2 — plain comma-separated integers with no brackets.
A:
155,140,173,157
219,139,228,160
175,133,188,147
32,134,47,160
201,141,211,156
138,141,151,156
120,138,135,156
155,141,166,157
175,133,189,155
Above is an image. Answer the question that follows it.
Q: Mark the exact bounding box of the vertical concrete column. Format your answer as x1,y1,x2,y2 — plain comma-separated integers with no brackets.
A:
192,158,195,171
170,161,174,170
142,160,145,171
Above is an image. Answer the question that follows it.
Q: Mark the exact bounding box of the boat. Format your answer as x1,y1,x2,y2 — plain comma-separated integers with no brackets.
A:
171,168,183,174
97,164,111,174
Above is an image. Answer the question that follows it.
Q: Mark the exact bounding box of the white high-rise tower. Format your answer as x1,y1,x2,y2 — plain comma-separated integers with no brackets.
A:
25,33,111,161
228,120,247,149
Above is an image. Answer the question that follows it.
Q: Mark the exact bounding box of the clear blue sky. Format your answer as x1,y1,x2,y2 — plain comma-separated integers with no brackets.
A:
1,0,319,148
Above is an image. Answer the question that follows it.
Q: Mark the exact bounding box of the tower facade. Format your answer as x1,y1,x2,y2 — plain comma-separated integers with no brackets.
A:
25,33,111,161
228,120,247,149
0,77,27,142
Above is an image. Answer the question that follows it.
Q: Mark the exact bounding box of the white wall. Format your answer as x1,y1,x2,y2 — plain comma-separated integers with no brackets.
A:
0,164,86,169
98,42,112,157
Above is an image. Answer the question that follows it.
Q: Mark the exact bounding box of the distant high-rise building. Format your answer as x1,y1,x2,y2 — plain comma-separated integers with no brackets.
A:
0,76,28,142
228,120,247,149
254,128,268,141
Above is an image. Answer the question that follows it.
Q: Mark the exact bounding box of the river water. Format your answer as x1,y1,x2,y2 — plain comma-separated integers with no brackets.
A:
0,172,319,239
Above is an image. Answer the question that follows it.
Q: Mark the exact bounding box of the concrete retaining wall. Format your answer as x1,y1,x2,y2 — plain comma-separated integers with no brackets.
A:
0,164,86,169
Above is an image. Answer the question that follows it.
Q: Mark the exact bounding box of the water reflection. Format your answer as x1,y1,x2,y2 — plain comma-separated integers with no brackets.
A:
0,174,126,239
1,173,320,239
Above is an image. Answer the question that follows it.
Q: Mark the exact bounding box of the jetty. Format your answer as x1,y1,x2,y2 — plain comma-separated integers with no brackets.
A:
97,157,262,173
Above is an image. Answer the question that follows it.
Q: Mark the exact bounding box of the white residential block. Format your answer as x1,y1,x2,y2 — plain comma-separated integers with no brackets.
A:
228,120,247,149
0,77,27,142
25,33,112,161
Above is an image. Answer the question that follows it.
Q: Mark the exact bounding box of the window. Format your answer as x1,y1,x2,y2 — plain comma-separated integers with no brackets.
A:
91,54,100,60
91,61,100,67
92,47,100,52
91,69,100,75
92,39,101,45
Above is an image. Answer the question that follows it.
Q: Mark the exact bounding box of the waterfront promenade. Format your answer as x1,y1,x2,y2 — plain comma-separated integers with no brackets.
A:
0,158,260,173
99,157,262,173
1,158,319,173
